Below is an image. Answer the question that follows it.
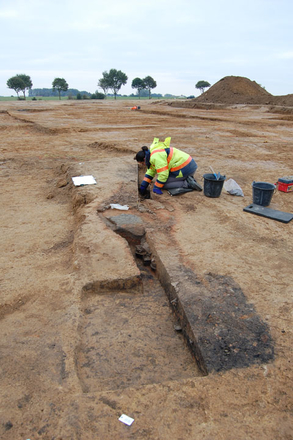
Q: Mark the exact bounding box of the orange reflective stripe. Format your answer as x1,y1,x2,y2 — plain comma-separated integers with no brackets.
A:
167,147,173,164
150,148,165,157
157,165,168,173
155,181,164,188
143,177,152,183
170,156,192,172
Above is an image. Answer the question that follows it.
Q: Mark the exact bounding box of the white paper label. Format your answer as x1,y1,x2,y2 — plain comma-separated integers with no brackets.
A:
119,414,134,426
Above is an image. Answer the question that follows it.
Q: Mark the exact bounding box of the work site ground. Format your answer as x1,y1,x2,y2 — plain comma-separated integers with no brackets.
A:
0,98,292,440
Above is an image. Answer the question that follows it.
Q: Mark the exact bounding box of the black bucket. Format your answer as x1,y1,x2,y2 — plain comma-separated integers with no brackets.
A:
203,173,226,198
252,181,275,206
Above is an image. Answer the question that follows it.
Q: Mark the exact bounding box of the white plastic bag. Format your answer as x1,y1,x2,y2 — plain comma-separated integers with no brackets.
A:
223,179,244,197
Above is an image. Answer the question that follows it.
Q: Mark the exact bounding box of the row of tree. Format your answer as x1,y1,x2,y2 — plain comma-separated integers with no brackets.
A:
6,74,69,100
97,69,157,100
29,88,91,98
6,69,157,100
6,71,211,100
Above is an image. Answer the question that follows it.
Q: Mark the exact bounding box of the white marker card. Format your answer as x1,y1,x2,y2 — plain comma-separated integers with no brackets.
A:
119,414,134,426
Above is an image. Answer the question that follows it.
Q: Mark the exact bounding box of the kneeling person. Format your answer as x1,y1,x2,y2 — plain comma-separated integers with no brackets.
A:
134,137,202,195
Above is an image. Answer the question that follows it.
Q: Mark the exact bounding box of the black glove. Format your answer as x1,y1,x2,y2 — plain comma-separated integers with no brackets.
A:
139,185,147,195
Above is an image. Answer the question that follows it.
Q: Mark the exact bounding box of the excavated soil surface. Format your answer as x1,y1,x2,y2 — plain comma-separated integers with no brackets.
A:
0,98,293,440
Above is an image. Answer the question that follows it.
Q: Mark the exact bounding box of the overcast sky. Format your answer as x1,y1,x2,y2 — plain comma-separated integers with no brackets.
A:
0,0,292,97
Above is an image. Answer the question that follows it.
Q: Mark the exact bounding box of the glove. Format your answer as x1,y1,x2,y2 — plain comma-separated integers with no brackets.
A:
139,186,147,195
153,187,163,195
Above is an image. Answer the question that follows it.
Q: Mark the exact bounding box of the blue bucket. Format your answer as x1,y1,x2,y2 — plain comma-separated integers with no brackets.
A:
252,181,275,206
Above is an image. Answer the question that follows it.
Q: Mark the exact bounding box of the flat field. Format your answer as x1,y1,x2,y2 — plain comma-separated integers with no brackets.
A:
0,99,292,439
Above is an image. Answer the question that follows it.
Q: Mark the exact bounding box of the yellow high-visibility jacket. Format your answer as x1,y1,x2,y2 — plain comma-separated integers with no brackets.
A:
143,137,192,189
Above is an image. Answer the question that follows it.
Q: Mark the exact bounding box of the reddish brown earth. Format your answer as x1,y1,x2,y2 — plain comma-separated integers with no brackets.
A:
0,88,293,440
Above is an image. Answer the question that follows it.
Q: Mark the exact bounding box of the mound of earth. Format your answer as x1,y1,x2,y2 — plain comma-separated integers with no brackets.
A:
195,76,272,105
186,76,293,106
269,94,293,107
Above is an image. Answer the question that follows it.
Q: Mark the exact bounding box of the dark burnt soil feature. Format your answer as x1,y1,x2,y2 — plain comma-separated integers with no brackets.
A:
166,267,274,375
201,272,275,372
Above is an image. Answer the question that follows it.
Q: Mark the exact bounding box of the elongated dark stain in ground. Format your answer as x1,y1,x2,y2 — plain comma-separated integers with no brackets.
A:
168,269,274,374
204,272,274,372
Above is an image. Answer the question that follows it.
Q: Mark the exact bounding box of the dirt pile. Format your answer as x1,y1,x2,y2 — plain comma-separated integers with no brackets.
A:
190,76,293,106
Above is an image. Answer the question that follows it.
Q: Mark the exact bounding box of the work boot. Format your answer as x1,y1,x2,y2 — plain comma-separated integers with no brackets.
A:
186,176,202,191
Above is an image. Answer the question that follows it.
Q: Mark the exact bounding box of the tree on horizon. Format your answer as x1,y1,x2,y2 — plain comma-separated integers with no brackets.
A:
98,69,128,100
195,80,211,94
143,76,157,99
7,74,33,99
131,77,146,99
52,78,69,100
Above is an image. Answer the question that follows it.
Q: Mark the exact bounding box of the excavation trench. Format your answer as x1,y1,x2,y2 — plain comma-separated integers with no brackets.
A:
75,207,275,391
75,213,202,393
76,211,201,393
102,212,209,373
